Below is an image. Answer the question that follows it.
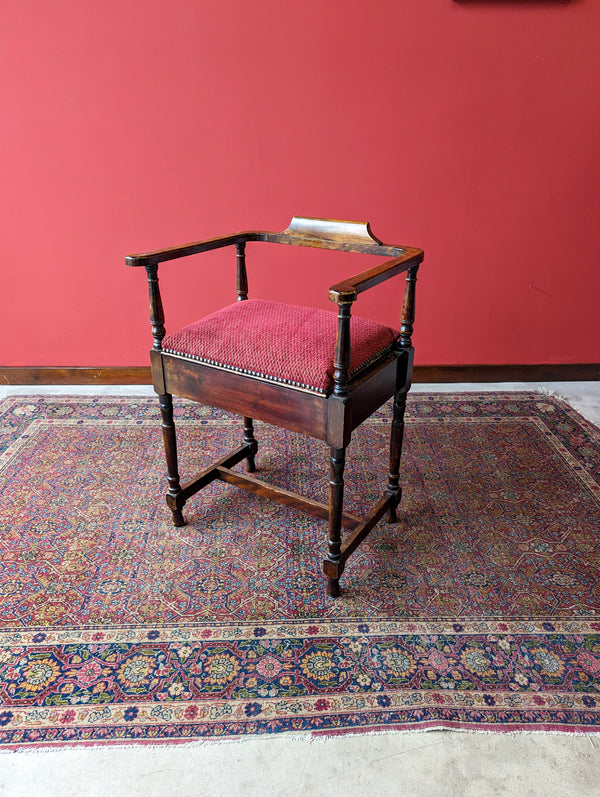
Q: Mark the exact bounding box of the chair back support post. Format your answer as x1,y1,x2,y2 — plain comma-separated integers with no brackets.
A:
332,301,353,397
399,265,419,349
235,242,249,301
145,263,166,350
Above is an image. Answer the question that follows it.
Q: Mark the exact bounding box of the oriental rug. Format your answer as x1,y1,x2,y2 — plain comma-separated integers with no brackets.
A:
0,392,599,748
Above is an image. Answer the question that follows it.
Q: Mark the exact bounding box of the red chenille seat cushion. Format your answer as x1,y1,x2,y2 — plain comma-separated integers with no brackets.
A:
161,299,398,393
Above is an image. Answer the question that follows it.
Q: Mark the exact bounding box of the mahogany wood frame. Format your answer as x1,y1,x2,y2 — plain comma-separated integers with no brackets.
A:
126,216,423,597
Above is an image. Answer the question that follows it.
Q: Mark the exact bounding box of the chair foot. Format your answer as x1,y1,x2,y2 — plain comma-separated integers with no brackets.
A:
171,507,186,527
327,577,341,598
386,489,401,523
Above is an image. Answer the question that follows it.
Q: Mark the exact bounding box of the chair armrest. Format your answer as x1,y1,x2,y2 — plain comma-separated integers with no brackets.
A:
124,217,413,269
329,247,424,303
125,232,257,267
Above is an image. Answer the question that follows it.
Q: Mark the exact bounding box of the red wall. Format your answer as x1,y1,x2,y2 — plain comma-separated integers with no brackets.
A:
2,0,599,367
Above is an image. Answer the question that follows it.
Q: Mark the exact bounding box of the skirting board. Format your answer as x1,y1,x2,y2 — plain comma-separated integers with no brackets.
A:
1,364,599,385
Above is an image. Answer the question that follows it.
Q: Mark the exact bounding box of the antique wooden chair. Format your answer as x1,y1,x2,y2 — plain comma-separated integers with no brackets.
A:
126,217,423,597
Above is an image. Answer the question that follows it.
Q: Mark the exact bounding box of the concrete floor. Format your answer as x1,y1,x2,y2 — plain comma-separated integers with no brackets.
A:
1,382,599,797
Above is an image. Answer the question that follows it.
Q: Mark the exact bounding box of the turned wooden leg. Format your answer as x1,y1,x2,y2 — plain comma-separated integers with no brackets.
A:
387,390,408,523
243,417,257,473
323,446,346,597
158,394,185,527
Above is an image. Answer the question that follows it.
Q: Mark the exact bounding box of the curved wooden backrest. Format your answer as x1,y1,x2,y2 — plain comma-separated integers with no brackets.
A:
256,216,405,256
284,216,383,245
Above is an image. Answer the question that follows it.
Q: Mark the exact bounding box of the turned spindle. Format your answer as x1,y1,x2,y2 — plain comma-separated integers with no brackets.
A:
145,264,166,351
399,265,419,349
236,242,249,301
333,301,353,398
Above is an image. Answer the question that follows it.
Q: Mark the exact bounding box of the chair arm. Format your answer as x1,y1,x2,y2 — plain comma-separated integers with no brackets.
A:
328,247,424,303
125,232,257,267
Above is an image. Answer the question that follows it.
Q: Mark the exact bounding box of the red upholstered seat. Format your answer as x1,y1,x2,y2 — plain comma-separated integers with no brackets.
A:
162,299,398,393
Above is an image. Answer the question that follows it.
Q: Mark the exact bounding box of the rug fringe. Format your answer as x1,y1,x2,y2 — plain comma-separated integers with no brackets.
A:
1,724,598,755
536,385,570,402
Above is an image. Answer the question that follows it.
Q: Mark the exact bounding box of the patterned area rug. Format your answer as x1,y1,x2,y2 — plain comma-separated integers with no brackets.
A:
0,392,599,748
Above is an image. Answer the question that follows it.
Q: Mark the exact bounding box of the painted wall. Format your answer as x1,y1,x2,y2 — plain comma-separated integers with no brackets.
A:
2,0,599,367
